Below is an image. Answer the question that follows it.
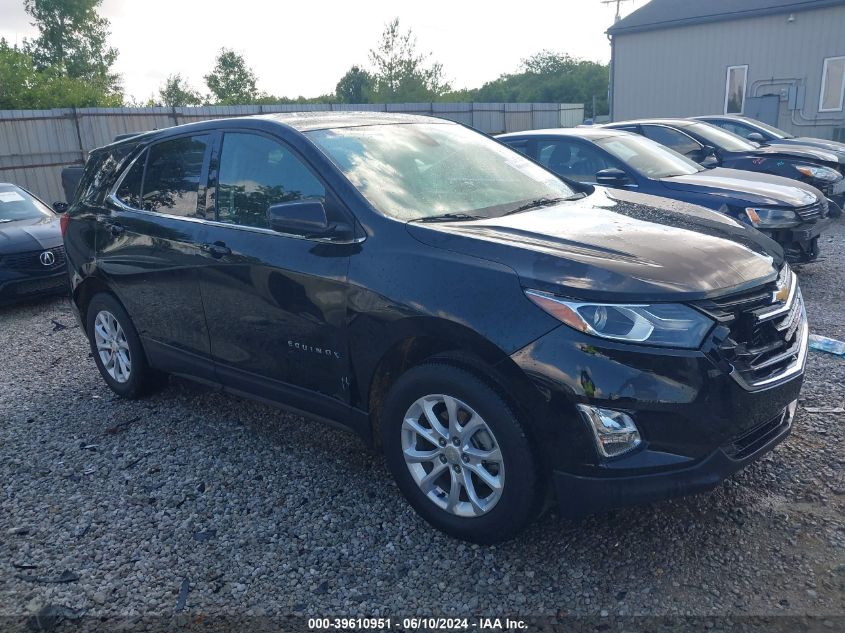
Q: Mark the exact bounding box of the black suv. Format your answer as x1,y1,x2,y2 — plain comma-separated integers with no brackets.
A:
63,113,808,543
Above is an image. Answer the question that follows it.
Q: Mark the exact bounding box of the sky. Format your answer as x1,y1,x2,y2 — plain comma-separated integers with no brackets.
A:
0,0,641,102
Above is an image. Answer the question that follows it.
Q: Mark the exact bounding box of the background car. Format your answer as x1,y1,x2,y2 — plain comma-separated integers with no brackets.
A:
0,183,68,305
601,119,845,210
498,128,831,263
693,115,845,166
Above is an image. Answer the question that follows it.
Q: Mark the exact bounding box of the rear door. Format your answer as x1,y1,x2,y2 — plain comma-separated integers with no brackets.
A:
197,129,353,414
98,133,215,379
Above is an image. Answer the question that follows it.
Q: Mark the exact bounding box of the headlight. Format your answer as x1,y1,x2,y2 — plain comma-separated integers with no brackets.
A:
525,290,714,349
795,164,841,182
744,207,801,228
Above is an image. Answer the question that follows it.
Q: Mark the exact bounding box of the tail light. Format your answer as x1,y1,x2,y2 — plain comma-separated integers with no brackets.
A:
60,212,70,237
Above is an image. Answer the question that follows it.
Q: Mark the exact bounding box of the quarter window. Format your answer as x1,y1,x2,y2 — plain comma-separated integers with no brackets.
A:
724,65,748,114
216,132,325,229
116,150,146,208
142,135,210,217
641,125,702,157
820,56,845,112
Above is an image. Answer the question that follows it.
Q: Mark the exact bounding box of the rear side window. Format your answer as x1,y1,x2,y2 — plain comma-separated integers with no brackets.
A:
142,135,210,217
77,145,135,205
115,150,146,208
641,125,701,157
216,132,325,229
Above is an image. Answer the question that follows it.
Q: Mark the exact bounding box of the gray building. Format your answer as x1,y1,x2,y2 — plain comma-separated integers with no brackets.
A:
608,0,845,140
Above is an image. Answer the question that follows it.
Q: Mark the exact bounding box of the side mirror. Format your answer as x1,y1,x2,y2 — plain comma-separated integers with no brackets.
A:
595,168,630,187
52,201,69,214
266,200,352,240
693,145,719,167
746,132,766,144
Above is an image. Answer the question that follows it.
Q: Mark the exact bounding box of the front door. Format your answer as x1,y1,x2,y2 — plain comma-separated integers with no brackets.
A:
97,134,214,379
198,130,353,416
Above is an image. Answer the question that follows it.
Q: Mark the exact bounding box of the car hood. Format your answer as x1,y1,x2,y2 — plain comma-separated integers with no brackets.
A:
777,137,845,159
660,167,821,207
750,143,841,165
0,215,63,254
407,188,782,302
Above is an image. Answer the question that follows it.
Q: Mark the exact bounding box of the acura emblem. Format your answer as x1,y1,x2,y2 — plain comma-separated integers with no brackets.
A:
39,250,55,266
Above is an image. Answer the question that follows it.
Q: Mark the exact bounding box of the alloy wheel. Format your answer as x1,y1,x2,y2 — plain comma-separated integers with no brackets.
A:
93,310,132,384
401,394,505,517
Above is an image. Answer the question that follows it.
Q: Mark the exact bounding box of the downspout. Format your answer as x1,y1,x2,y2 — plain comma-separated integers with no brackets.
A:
607,32,615,121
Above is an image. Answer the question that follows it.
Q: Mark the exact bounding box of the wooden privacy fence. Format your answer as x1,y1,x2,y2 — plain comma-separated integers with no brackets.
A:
0,102,584,203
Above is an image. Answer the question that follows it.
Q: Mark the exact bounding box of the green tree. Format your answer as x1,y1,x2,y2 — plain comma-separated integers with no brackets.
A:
0,38,120,108
467,51,609,117
158,73,203,106
335,65,373,103
368,18,450,102
23,0,120,94
204,48,259,105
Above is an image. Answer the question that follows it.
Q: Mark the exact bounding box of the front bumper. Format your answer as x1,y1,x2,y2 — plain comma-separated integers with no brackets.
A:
764,218,831,263
0,270,68,306
509,285,807,516
553,400,796,516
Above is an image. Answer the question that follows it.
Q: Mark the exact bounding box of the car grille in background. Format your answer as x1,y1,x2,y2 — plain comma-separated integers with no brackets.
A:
695,266,806,389
0,245,66,272
794,201,824,222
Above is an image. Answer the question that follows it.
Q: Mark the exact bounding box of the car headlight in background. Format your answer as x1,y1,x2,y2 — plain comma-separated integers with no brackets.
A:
795,164,841,182
524,291,714,348
744,207,801,228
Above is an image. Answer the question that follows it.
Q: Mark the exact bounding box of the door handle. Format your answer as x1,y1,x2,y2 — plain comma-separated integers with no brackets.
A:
202,242,231,258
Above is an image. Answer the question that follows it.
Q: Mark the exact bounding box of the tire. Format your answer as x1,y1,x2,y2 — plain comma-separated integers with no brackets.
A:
85,293,165,398
381,362,542,543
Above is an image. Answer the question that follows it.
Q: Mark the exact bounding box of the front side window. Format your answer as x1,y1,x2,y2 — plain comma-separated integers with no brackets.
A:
142,135,209,217
711,119,755,138
820,56,845,112
308,123,576,221
725,65,748,114
686,122,756,152
537,140,613,183
216,133,325,229
641,125,702,157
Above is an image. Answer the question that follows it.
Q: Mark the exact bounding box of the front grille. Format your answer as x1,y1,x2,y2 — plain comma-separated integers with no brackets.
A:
0,245,66,272
724,409,790,460
794,201,824,222
695,266,807,389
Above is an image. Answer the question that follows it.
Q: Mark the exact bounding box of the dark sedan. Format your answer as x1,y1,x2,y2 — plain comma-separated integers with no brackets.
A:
693,115,845,169
498,128,831,263
601,119,845,209
0,183,68,305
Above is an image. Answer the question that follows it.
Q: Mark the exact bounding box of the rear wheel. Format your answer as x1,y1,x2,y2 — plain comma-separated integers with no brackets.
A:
381,363,542,543
86,293,165,398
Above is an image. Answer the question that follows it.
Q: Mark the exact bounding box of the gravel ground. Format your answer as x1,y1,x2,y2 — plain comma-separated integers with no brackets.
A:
1,220,843,629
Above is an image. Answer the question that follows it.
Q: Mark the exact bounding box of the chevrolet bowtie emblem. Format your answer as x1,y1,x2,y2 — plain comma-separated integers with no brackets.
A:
772,280,789,304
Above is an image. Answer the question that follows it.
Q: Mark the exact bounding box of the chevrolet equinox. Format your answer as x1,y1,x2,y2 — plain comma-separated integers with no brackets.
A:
63,113,808,543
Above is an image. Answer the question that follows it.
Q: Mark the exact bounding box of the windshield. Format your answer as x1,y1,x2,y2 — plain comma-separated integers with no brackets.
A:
687,122,757,152
595,134,703,178
0,185,50,222
307,123,576,221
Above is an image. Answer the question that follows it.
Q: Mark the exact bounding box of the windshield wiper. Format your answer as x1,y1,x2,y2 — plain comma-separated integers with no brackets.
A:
412,212,484,223
503,195,580,216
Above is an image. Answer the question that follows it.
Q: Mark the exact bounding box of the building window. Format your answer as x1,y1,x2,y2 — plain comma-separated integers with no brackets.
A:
820,56,845,112
724,65,748,114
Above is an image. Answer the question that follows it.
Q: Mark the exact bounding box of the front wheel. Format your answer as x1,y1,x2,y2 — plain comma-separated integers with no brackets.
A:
381,363,542,543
